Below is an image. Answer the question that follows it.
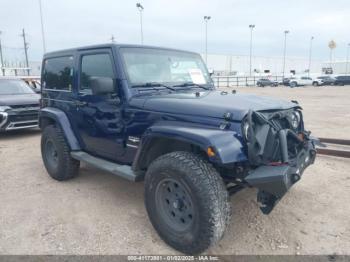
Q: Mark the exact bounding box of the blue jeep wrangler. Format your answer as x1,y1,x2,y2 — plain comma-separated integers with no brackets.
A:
39,44,316,254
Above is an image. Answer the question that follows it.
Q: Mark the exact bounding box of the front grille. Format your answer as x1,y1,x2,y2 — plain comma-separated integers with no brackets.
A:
10,113,38,122
246,109,304,166
10,104,39,109
8,107,39,123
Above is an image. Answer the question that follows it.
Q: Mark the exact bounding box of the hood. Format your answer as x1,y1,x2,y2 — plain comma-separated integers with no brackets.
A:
131,90,298,121
0,93,40,106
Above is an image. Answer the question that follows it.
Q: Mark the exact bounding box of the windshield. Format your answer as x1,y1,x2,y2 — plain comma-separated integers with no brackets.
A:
0,80,35,95
120,47,211,87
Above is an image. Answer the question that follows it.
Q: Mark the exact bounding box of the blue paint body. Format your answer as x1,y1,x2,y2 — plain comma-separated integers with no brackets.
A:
40,44,298,169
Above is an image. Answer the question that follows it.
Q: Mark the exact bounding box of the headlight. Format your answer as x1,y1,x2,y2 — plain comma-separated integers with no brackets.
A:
0,106,11,112
243,121,250,140
290,111,301,129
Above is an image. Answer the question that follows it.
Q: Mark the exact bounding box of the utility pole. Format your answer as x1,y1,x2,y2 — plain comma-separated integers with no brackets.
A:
308,36,314,77
204,16,211,65
136,3,144,44
249,24,255,76
282,30,289,78
38,0,46,53
21,28,30,76
346,43,350,75
0,31,5,76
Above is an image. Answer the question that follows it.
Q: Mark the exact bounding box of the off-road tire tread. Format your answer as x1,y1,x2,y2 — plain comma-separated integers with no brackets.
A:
41,125,80,181
145,151,231,254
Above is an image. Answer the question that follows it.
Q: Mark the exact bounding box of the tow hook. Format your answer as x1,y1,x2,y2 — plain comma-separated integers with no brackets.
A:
292,173,300,183
257,190,278,215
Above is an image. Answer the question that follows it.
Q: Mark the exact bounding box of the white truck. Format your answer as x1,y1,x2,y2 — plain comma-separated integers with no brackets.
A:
289,76,313,87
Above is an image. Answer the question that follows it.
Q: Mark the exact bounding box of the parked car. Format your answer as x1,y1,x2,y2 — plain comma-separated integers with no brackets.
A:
39,44,316,254
312,76,336,86
334,75,350,86
280,77,291,86
289,76,313,87
256,78,278,87
0,78,40,131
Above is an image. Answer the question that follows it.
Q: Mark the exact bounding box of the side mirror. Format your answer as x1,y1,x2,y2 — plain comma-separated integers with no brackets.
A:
208,68,214,76
90,77,115,95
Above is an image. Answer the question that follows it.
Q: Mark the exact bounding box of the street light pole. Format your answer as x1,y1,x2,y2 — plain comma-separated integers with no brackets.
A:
0,31,4,76
204,16,211,64
136,3,144,44
38,0,46,53
346,43,350,75
308,36,314,77
282,30,289,78
249,24,255,76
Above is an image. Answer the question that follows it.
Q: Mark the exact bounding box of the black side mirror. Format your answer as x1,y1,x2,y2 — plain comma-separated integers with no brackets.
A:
90,77,115,95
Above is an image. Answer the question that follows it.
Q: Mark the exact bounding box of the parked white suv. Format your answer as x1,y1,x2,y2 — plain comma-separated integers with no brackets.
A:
289,76,313,87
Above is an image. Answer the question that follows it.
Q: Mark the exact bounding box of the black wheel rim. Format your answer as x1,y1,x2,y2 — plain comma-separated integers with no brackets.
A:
155,178,195,232
45,139,58,169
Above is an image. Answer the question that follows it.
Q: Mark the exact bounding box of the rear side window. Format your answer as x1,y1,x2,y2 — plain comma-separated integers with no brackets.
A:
43,56,74,91
80,53,114,92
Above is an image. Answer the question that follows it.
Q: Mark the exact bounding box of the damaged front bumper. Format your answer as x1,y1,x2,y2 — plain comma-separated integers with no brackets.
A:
243,110,317,214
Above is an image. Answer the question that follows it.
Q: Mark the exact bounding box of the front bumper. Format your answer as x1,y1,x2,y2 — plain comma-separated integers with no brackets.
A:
243,110,317,214
245,139,316,214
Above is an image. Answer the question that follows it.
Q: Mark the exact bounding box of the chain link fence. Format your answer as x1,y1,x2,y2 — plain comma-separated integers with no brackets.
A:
211,75,284,88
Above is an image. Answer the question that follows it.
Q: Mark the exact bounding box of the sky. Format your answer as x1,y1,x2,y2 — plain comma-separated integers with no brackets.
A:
1,0,350,62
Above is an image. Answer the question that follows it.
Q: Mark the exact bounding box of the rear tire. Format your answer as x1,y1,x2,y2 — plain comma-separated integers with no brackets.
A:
312,82,319,86
144,151,231,254
41,125,80,181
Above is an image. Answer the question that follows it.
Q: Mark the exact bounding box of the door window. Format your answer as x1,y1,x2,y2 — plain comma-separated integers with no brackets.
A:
80,53,114,93
43,56,74,91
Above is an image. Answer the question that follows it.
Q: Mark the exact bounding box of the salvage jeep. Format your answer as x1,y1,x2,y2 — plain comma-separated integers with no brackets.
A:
39,44,316,254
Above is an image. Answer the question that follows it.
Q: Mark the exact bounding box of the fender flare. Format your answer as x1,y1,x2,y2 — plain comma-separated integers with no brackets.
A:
39,107,81,150
132,122,247,170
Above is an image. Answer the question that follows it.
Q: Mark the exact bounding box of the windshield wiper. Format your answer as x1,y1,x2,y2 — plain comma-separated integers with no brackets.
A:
132,82,176,91
173,82,211,90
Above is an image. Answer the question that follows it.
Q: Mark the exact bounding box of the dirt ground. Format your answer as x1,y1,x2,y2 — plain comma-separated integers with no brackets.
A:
0,86,349,255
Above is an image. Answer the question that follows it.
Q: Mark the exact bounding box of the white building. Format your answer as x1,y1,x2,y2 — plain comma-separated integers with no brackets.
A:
203,53,324,76
321,60,350,75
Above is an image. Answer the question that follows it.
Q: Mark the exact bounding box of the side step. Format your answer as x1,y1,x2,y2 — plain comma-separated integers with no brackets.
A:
71,151,142,182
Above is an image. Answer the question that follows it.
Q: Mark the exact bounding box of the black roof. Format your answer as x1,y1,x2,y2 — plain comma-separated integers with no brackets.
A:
44,43,199,58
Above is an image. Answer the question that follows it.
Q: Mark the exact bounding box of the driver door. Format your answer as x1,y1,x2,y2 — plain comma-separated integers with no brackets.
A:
74,49,125,162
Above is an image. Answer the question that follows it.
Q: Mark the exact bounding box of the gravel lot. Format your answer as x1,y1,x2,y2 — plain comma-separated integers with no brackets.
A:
0,86,349,255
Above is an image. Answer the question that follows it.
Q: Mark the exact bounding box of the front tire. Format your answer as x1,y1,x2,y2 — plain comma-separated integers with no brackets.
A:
41,125,80,181
290,81,297,88
312,81,319,86
144,151,231,254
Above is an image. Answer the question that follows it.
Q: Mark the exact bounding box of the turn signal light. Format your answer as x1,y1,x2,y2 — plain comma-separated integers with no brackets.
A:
207,147,215,157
